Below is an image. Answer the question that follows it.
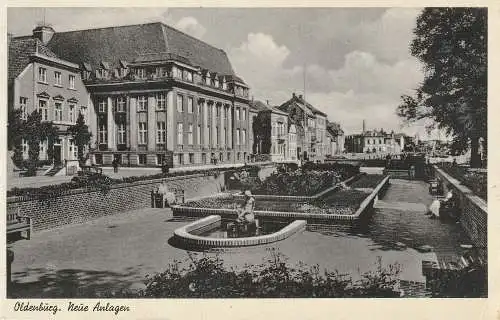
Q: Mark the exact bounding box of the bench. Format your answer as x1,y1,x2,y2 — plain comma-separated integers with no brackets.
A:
7,211,32,240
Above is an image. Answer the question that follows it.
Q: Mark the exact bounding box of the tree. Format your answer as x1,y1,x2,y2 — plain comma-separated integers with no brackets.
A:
252,113,271,154
398,8,487,167
67,112,92,166
24,110,58,175
8,108,25,168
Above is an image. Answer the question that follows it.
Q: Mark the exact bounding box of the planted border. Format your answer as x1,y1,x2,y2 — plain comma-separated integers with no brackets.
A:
171,175,390,224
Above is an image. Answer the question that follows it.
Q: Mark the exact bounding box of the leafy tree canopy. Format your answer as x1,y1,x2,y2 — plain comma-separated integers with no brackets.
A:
398,8,487,166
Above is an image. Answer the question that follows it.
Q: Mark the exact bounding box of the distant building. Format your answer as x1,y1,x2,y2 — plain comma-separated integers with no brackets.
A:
8,28,90,166
345,128,406,154
250,100,290,162
276,93,328,162
326,121,345,156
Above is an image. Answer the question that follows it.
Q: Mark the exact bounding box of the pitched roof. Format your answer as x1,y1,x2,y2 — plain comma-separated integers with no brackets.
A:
46,22,237,78
250,100,273,112
8,37,59,83
277,94,327,117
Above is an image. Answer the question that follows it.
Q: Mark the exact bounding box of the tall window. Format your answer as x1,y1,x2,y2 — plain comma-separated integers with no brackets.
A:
242,108,246,121
223,128,227,145
156,93,166,110
69,74,75,89
156,66,167,77
116,96,126,112
19,97,27,120
38,67,47,82
216,126,219,145
157,121,166,144
216,105,220,117
236,107,240,121
188,124,193,145
197,124,202,145
242,129,246,145
54,71,62,86
54,102,63,121
177,123,183,145
137,95,147,111
38,99,48,121
236,129,240,145
118,123,126,144
98,98,107,113
138,122,147,145
69,104,76,123
177,95,184,113
187,97,193,113
98,124,107,144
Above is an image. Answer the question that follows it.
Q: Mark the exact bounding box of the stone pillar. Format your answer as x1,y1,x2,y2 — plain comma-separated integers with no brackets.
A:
126,95,131,151
221,105,226,147
166,91,174,151
203,100,209,147
148,95,156,151
211,102,217,147
228,104,232,149
107,96,116,150
130,97,137,151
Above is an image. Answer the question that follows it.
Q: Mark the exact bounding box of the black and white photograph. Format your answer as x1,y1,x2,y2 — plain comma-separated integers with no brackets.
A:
5,6,488,305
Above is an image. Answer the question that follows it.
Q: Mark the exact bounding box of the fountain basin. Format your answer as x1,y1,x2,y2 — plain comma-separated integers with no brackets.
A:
173,215,306,248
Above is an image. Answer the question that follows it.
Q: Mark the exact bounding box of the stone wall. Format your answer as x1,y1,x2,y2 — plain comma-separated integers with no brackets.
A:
434,166,487,259
7,173,226,233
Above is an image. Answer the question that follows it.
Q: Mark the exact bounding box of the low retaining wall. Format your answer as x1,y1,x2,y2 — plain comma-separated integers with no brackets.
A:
433,166,487,259
172,175,391,225
173,215,306,248
7,173,226,232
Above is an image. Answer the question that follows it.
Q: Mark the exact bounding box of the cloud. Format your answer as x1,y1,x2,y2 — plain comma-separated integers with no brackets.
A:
175,16,207,39
228,24,424,136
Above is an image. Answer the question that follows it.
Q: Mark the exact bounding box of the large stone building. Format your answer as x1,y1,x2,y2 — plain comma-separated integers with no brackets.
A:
12,22,253,168
8,28,90,167
276,93,328,162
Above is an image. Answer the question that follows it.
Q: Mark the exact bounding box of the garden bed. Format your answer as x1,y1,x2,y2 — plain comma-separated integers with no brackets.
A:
349,174,386,189
438,163,487,200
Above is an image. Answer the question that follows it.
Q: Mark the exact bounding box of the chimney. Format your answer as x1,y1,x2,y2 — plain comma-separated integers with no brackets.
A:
266,100,269,105
298,94,303,100
33,25,55,44
292,92,296,98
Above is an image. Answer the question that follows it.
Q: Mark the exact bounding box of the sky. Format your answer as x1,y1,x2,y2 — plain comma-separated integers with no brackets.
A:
8,7,444,139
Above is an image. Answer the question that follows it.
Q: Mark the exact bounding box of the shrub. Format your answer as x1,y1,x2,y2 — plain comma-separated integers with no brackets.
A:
140,249,401,298
253,170,341,196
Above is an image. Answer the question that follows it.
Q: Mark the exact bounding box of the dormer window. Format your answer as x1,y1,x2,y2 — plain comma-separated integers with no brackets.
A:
156,66,167,78
136,68,145,79
214,77,219,88
172,66,182,79
222,77,227,90
119,60,128,78
186,71,193,82
205,73,211,85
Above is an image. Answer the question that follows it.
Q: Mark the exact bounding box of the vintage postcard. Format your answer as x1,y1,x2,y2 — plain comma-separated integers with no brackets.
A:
2,4,496,320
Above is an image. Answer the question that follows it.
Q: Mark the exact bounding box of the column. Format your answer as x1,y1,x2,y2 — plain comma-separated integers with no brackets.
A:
211,101,217,147
130,97,137,151
227,104,232,149
203,100,209,147
107,97,116,150
88,94,97,147
147,95,156,151
221,105,226,147
166,91,174,151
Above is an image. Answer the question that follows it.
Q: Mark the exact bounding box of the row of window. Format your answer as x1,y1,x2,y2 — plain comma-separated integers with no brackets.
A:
366,138,386,145
96,95,248,121
97,122,247,146
95,151,248,166
38,67,76,89
21,138,78,159
23,97,83,123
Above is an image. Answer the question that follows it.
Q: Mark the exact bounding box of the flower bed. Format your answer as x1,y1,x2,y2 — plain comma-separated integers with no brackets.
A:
349,174,386,189
182,187,370,216
438,163,487,200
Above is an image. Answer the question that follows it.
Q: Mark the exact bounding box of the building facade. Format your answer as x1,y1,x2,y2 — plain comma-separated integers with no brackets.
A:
345,129,406,154
29,22,254,168
276,93,328,162
8,28,91,167
250,100,289,162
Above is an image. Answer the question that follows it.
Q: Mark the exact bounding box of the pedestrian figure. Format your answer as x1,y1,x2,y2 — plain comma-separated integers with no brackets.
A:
112,158,119,173
408,164,416,180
